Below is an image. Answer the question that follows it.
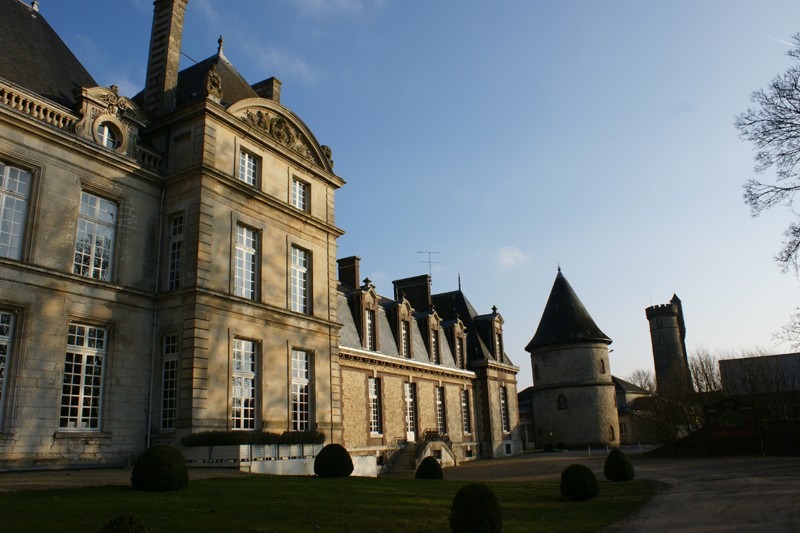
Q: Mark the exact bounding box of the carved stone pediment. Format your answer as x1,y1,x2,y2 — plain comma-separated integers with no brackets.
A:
228,99,333,172
72,86,148,158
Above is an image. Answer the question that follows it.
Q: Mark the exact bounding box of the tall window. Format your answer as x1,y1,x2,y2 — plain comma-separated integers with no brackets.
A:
238,150,259,186
458,337,467,368
234,224,257,300
161,334,179,431
291,349,311,430
368,377,382,434
430,329,439,364
73,192,116,281
167,215,184,290
404,382,416,436
365,309,376,351
494,331,503,358
500,386,510,433
0,311,14,425
291,177,309,212
0,162,31,260
461,389,472,434
60,323,106,430
290,246,310,314
435,386,447,433
231,339,256,430
400,321,410,358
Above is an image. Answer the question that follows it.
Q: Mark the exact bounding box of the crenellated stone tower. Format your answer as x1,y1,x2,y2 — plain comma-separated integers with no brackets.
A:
645,295,692,396
525,269,619,447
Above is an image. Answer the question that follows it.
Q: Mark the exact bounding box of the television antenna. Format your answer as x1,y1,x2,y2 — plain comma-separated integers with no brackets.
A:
417,251,440,278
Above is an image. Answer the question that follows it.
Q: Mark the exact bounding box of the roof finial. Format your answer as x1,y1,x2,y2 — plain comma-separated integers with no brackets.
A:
217,35,224,54
557,263,561,273
457,271,462,291
31,1,39,12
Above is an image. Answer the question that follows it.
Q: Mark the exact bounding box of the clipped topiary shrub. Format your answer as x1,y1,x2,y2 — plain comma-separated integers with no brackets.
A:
313,443,353,477
181,429,325,447
560,464,599,501
101,512,151,533
604,448,635,481
449,483,502,533
543,442,554,452
415,456,444,480
131,444,189,492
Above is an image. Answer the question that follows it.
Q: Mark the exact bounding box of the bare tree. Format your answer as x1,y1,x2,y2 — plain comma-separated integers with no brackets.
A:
735,33,800,274
626,369,656,393
775,308,800,350
690,347,722,394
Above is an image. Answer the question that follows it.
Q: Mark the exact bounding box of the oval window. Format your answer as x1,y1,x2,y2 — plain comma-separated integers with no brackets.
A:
96,122,120,149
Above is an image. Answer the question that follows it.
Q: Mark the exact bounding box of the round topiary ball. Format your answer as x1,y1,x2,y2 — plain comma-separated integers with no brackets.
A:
131,444,188,492
313,443,353,477
415,456,444,480
101,512,151,533
449,483,502,533
560,464,599,501
604,448,635,482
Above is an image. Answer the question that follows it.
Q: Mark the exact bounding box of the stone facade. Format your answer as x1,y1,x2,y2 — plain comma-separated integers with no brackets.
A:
0,0,522,467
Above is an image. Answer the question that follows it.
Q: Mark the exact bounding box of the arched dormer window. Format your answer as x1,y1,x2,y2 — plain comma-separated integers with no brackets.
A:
445,318,467,369
357,278,380,352
490,306,504,360
430,328,440,364
557,394,568,410
395,296,414,359
421,310,442,365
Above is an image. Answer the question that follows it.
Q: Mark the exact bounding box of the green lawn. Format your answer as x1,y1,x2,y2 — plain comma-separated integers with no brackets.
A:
0,475,655,532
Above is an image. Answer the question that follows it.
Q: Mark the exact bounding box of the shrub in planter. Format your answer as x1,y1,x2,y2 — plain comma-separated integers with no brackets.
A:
131,444,189,492
604,448,635,481
560,464,599,501
101,513,151,533
313,443,353,477
415,456,444,480
449,483,502,533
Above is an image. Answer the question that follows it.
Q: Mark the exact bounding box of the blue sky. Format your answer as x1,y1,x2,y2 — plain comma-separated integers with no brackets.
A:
40,0,800,388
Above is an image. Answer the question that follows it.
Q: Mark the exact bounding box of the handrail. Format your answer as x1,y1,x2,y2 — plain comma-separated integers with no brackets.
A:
415,428,453,457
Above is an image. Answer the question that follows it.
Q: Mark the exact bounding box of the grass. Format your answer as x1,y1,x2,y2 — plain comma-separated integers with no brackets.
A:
0,475,655,532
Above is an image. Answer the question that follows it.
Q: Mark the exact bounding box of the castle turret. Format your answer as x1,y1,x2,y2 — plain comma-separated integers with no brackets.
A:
525,269,619,447
645,294,692,396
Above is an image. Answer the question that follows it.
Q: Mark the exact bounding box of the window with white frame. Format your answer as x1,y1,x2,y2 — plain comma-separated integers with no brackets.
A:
234,224,258,300
404,382,416,435
365,309,376,351
238,150,259,186
291,177,309,212
368,376,382,434
291,349,311,430
290,246,310,314
73,191,116,281
435,386,446,433
161,334,179,431
400,321,410,358
0,162,31,260
430,329,440,364
60,323,106,430
494,330,503,359
458,337,467,369
231,338,256,430
167,214,184,290
461,389,472,434
500,386,510,433
0,311,14,425
453,333,462,368
96,122,120,149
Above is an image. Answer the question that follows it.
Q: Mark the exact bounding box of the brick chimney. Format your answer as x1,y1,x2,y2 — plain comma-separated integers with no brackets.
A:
337,256,361,289
393,275,431,311
143,0,189,118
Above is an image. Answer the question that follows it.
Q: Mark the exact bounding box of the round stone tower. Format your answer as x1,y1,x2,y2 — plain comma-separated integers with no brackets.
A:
645,294,692,397
525,269,619,448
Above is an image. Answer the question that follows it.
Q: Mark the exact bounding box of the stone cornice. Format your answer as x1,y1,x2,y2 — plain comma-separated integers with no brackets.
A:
340,346,476,379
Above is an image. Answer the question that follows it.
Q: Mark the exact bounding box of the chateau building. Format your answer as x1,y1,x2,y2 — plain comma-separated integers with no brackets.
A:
0,0,520,467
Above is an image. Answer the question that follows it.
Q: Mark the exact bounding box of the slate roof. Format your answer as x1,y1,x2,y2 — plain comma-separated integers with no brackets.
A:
174,51,258,108
612,376,650,395
431,290,516,366
0,0,97,108
525,269,611,351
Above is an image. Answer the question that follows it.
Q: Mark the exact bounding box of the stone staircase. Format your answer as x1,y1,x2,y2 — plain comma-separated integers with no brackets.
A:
380,443,417,477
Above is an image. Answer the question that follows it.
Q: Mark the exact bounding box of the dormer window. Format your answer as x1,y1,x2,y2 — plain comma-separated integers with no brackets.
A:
365,308,376,351
96,122,120,149
494,330,503,359
400,320,411,358
430,329,440,364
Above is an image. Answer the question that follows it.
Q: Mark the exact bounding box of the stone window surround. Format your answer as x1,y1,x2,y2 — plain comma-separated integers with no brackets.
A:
0,159,34,262
231,336,258,431
160,333,180,431
290,347,313,431
72,189,120,283
59,321,110,432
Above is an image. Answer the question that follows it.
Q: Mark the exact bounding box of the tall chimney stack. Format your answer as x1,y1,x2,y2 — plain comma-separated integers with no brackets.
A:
143,0,189,118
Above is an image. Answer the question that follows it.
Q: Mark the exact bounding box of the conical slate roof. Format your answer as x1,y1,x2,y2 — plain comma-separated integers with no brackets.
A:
525,269,611,351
